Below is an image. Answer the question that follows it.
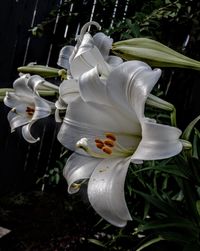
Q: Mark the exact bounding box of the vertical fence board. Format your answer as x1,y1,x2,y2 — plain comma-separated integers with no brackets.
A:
0,0,37,86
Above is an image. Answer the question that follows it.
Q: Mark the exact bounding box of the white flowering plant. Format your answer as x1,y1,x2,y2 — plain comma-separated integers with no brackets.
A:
1,21,200,250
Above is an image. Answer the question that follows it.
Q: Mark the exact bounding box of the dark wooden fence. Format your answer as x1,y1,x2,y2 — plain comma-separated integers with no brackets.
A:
0,0,133,194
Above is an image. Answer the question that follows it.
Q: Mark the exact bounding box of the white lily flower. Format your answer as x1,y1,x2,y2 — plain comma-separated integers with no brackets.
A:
58,60,183,227
56,22,123,115
4,75,55,143
57,21,123,79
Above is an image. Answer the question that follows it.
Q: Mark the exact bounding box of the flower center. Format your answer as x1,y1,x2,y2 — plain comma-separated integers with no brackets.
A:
76,132,135,158
26,106,35,116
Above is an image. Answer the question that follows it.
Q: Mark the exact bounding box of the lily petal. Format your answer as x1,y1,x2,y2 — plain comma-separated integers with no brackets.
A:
70,33,111,78
88,157,132,227
93,32,113,59
63,153,99,193
57,45,75,69
58,97,141,151
107,60,161,120
79,67,109,105
22,122,40,143
59,79,80,105
106,55,123,67
27,75,45,91
7,110,29,132
13,75,33,97
32,95,53,121
4,92,26,108
131,119,183,163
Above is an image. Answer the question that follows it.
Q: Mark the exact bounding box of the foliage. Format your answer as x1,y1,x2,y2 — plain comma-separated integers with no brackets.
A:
107,0,200,44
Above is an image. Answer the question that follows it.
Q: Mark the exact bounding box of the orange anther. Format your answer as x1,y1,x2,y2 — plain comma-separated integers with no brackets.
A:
95,138,104,144
104,139,114,147
105,133,116,141
96,142,104,149
95,138,104,149
102,146,112,155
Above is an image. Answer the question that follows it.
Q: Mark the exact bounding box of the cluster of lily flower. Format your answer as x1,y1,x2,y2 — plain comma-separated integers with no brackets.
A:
4,21,193,228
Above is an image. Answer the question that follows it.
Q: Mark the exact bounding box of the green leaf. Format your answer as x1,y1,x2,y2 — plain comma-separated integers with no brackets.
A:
177,178,200,222
55,173,60,184
189,157,200,184
87,239,105,248
196,200,200,216
136,235,164,251
138,218,197,232
133,189,179,216
161,231,191,244
182,115,200,141
134,164,189,179
192,132,199,159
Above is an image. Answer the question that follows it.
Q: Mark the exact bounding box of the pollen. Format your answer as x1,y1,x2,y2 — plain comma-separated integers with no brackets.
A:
102,146,112,155
95,138,104,144
96,142,104,149
104,139,114,147
95,138,104,149
105,132,116,141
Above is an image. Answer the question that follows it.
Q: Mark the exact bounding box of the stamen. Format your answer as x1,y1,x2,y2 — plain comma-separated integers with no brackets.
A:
105,132,116,141
102,146,112,155
76,136,133,159
104,139,114,147
95,138,104,144
95,138,104,149
96,142,104,149
77,138,110,158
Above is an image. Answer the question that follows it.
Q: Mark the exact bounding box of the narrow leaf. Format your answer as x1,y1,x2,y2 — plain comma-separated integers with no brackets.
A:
182,115,200,141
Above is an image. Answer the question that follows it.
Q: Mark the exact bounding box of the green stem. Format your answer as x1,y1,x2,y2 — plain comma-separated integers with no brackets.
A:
39,81,59,92
136,236,164,251
146,94,177,126
170,108,177,127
